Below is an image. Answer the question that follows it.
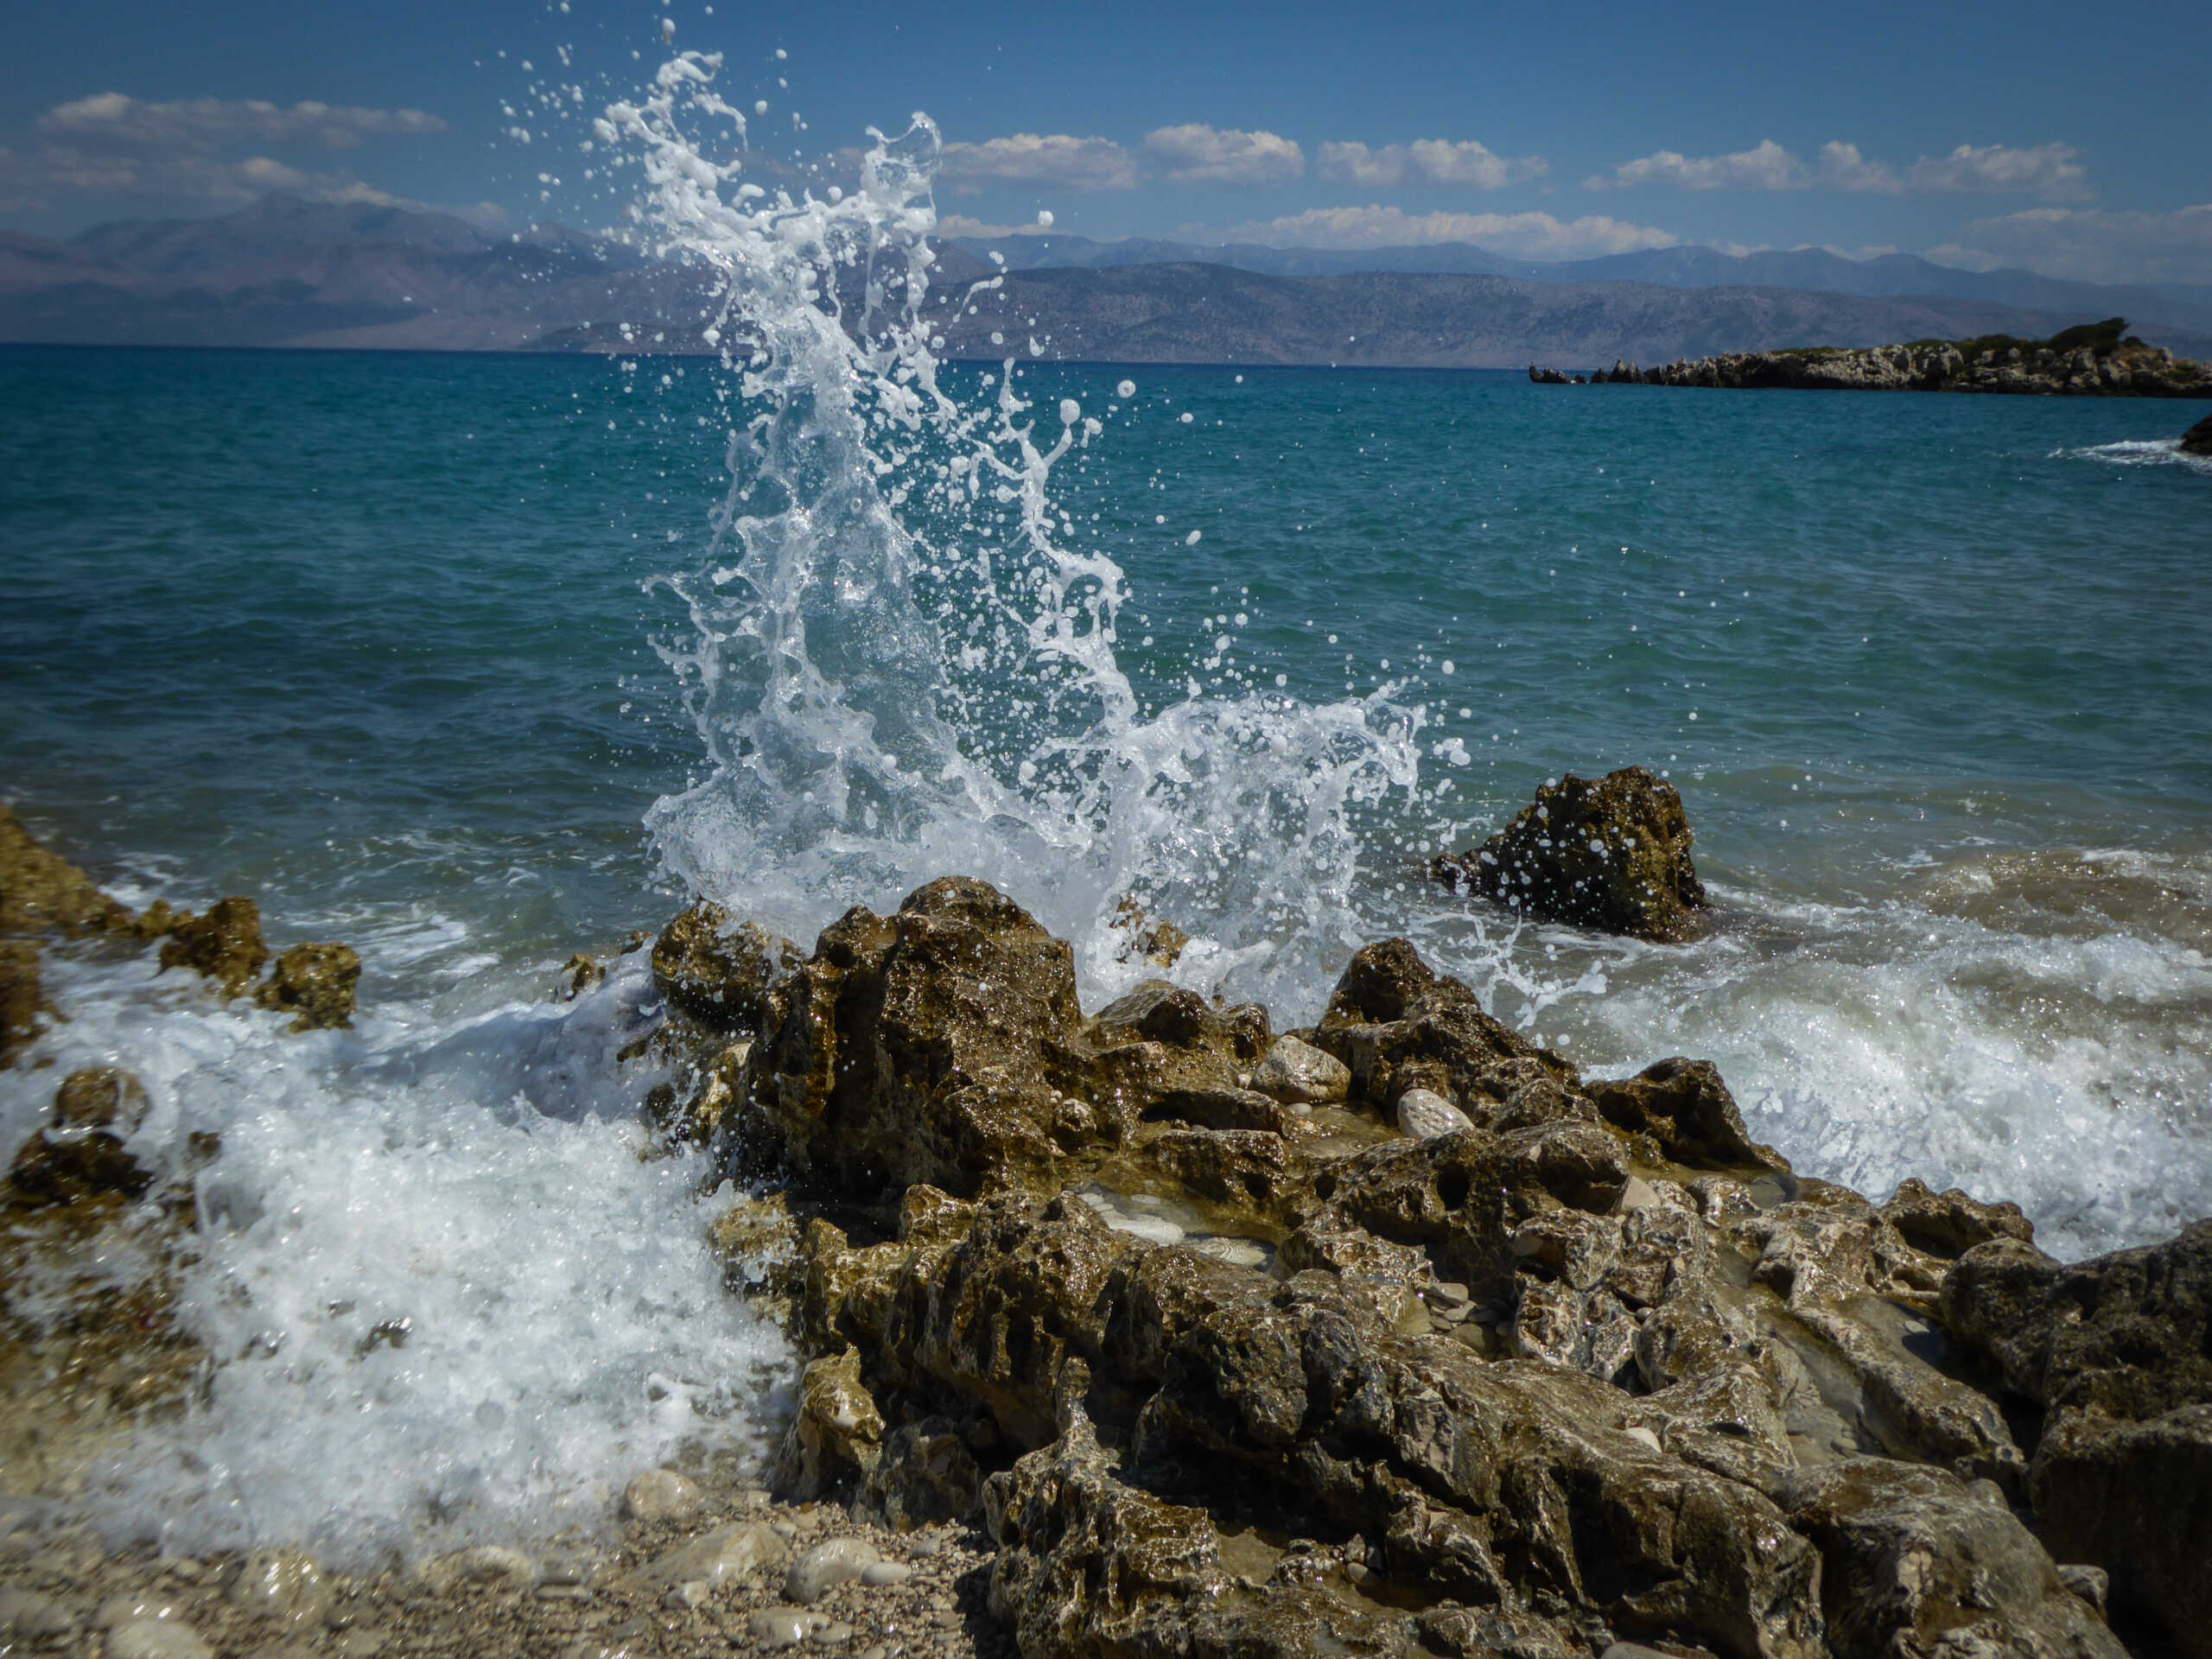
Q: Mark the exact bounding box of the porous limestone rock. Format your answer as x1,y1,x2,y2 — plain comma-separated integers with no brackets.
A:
651,901,798,1030
1433,766,1706,942
1878,1175,2034,1259
1248,1033,1349,1104
0,938,45,1064
2183,411,2212,454
0,804,136,937
254,942,360,1031
158,895,269,996
1588,1058,1785,1173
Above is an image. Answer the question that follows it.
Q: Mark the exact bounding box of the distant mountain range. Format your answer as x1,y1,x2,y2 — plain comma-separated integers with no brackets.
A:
3,194,2207,367
952,232,2212,340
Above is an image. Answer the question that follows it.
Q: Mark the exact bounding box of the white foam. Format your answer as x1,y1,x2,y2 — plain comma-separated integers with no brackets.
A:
2064,438,2212,474
3,943,785,1564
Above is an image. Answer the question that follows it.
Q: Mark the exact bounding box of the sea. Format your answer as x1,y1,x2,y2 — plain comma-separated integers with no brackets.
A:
1,97,2209,1564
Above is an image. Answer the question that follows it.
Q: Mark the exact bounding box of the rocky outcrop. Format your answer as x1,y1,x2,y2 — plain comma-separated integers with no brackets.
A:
1562,327,2212,397
650,874,2174,1659
2182,411,2212,454
1942,1221,2212,1657
1432,766,1706,942
254,942,360,1031
652,902,800,1029
156,896,270,997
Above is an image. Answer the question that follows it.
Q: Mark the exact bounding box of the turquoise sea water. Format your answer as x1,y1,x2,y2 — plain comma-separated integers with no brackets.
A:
3,340,2209,1552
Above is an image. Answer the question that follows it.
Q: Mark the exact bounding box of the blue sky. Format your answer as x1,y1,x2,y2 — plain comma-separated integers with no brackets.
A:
3,0,2207,284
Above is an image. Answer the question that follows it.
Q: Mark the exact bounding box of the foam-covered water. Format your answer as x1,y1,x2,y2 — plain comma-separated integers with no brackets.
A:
2,47,2209,1560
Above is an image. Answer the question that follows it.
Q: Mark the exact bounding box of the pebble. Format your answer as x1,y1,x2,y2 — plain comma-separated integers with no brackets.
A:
1188,1236,1269,1268
107,1618,216,1659
227,1546,330,1625
749,1605,837,1649
1249,1035,1351,1105
858,1560,912,1587
424,1544,537,1592
621,1467,704,1522
1624,1426,1663,1453
97,1592,188,1629
0,1586,74,1638
1395,1088,1473,1141
1614,1175,1662,1214
906,1535,944,1559
628,1521,791,1589
785,1536,881,1604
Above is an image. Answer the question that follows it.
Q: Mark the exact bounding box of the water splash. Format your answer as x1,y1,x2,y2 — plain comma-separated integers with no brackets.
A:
608,56,1421,1014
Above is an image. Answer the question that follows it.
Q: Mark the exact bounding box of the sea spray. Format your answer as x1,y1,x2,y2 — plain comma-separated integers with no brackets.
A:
607,56,1423,1014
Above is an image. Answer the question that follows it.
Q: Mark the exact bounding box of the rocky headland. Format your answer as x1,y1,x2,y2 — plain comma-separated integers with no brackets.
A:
3,792,2209,1659
1533,319,2212,397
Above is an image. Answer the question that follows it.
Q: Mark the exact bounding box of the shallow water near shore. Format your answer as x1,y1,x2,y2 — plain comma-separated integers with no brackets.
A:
3,321,2209,1553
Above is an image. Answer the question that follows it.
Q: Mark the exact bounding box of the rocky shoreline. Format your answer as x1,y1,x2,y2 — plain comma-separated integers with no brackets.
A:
4,790,2209,1659
1530,319,2212,397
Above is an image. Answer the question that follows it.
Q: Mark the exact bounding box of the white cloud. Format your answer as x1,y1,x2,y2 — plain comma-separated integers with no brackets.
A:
1217,204,1680,259
938,133,1137,194
936,213,1058,238
1592,137,2091,202
37,93,445,151
1317,139,1547,190
1143,124,1304,187
1593,139,1803,192
0,91,453,217
1928,203,2212,285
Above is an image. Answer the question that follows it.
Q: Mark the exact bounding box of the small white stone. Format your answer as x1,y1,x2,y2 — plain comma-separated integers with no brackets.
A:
1624,1426,1663,1452
107,1618,215,1659
785,1537,881,1605
621,1467,704,1522
1395,1088,1472,1141
664,1580,714,1611
1188,1236,1269,1269
749,1606,831,1649
1249,1036,1351,1105
858,1560,911,1587
1613,1175,1662,1214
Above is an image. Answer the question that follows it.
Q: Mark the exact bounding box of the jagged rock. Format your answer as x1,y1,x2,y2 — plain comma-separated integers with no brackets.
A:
1433,766,1706,942
1529,365,1572,385
2030,1406,2212,1659
254,942,360,1031
1878,1176,2033,1260
651,901,798,1030
1943,1222,2212,1656
0,804,135,937
1782,1459,2126,1659
731,878,1108,1201
157,895,268,996
1589,1058,1785,1173
1108,897,1188,969
1942,1220,2212,1421
778,1346,887,1499
1628,331,2212,398
1312,937,1586,1128
2183,412,2212,455
0,938,45,1064
1249,1034,1349,1105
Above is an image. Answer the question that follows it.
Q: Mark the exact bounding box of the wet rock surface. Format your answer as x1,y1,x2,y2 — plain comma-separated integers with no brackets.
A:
1432,766,1707,942
254,942,362,1031
2183,411,2212,454
1562,331,2212,397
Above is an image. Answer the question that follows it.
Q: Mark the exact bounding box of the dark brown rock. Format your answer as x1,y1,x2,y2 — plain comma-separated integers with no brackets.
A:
8,1076,157,1207
2181,411,2212,455
254,942,360,1031
1782,1459,2126,1659
1941,1220,2212,1421
53,1067,149,1133
2030,1405,2212,1659
0,938,47,1065
651,901,799,1030
1433,766,1706,942
157,895,268,996
0,804,135,938
1590,1058,1787,1173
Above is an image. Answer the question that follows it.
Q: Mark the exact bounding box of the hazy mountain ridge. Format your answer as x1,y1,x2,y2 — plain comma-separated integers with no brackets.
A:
3,194,2207,365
